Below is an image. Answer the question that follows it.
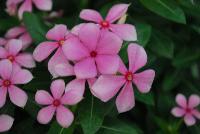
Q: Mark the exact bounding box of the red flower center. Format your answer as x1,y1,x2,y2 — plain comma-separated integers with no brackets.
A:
53,99,61,107
58,39,65,46
125,71,134,81
185,108,192,113
7,55,15,62
90,51,97,57
100,21,110,28
3,80,11,87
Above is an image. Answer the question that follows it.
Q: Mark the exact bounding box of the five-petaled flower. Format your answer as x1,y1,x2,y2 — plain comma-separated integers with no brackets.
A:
0,114,14,132
35,79,84,128
92,43,155,113
171,94,200,126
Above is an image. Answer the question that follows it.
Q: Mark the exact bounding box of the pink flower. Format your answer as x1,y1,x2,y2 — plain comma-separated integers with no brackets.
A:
6,0,52,19
0,39,36,68
171,94,200,126
33,24,74,77
91,43,155,113
80,4,137,41
0,38,7,46
0,114,14,132
62,23,122,79
0,60,33,108
35,79,84,128
5,25,32,50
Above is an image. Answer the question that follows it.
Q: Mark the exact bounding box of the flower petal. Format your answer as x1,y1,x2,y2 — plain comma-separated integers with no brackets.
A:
46,24,68,41
50,79,65,99
33,0,52,11
5,26,26,38
0,114,14,132
0,47,7,58
35,90,53,105
176,94,187,108
8,86,28,108
92,75,125,102
188,94,200,108
184,114,196,126
0,38,7,46
0,60,12,79
128,43,147,73
6,39,22,56
116,83,135,113
74,58,97,79
79,23,100,51
55,63,74,77
80,9,103,23
133,69,155,93
0,87,7,108
56,106,74,128
192,110,200,119
18,0,32,19
96,55,120,74
62,37,89,61
110,24,137,41
118,58,127,74
11,69,33,84
61,79,85,105
15,53,36,68
96,31,122,54
171,107,185,117
37,105,56,124
71,23,86,35
106,4,129,23
33,41,58,62
19,33,32,50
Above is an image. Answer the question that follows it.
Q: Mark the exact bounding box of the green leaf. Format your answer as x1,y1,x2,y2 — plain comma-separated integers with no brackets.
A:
119,42,129,64
78,91,114,134
135,89,155,106
47,121,75,134
139,0,186,24
148,31,174,59
23,12,48,43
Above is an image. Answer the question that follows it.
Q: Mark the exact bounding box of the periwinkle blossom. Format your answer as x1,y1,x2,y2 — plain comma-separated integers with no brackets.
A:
6,0,52,19
171,94,200,126
33,24,74,77
0,39,35,68
0,114,14,132
92,43,155,113
62,23,122,79
80,3,137,41
0,60,33,108
35,79,84,128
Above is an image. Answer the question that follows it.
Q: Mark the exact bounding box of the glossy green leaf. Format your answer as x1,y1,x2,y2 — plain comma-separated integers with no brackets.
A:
135,89,155,106
47,121,75,134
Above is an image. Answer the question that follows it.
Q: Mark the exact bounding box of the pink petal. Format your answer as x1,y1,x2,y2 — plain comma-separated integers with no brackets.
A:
56,106,74,128
32,0,52,11
79,23,100,51
192,109,200,119
11,69,33,84
176,94,187,108
0,87,7,108
171,107,185,117
18,0,32,19
110,24,137,41
95,55,120,74
106,4,129,23
96,31,122,54
8,85,28,108
128,43,147,73
0,60,12,79
116,83,135,113
91,75,125,102
0,38,7,46
188,94,200,108
133,69,155,93
48,48,69,78
0,114,14,132
55,63,74,77
184,114,196,126
33,41,58,62
35,90,53,105
46,24,68,41
61,79,85,105
118,58,127,74
37,105,56,124
74,58,97,79
6,39,22,56
5,26,26,38
80,9,103,23
0,47,7,58
19,33,32,50
15,53,36,68
62,37,89,61
71,23,86,35
50,79,65,99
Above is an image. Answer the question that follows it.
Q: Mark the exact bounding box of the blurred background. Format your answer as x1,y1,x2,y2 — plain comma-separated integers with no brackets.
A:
0,0,200,134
